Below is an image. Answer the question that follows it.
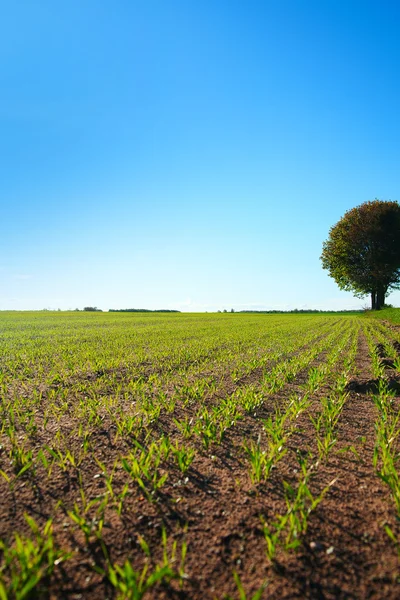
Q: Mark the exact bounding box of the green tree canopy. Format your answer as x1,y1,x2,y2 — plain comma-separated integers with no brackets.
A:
321,200,400,310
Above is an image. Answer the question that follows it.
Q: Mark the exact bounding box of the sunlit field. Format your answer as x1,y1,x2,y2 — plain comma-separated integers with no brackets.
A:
1,311,400,599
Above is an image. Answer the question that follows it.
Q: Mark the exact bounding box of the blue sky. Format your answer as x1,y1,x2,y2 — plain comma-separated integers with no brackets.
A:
1,0,399,311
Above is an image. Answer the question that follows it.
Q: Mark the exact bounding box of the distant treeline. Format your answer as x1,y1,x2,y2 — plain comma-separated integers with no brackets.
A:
109,309,181,313
237,309,363,314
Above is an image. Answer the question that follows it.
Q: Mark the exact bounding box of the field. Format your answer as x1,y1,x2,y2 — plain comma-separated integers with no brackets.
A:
1,311,400,599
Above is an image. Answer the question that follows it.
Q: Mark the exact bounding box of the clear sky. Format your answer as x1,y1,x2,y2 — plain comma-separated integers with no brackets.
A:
1,0,399,312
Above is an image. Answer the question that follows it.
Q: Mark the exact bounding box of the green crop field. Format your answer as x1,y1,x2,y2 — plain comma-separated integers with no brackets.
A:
1,311,400,599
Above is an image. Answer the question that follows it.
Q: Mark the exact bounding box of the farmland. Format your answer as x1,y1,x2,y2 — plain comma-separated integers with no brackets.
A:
1,311,400,599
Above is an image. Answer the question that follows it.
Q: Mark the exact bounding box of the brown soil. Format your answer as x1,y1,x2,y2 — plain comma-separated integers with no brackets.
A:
1,328,400,599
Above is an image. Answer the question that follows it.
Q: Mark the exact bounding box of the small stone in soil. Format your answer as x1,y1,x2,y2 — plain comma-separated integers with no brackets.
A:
309,541,324,551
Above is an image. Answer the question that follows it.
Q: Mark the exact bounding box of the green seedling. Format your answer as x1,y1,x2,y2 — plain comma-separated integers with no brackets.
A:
316,431,337,460
94,457,119,499
115,483,130,516
44,446,78,471
98,527,187,600
261,515,287,561
194,409,220,449
67,494,109,546
122,441,168,502
0,515,71,599
220,570,268,600
173,417,195,439
261,460,335,560
337,445,362,462
305,366,327,393
103,559,176,600
384,525,400,559
171,441,196,473
243,439,267,483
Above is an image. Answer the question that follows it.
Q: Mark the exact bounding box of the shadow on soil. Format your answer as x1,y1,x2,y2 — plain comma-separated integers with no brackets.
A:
346,378,400,395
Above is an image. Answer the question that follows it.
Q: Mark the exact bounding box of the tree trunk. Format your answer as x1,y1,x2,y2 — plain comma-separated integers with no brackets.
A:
376,285,387,310
376,291,383,310
371,291,376,310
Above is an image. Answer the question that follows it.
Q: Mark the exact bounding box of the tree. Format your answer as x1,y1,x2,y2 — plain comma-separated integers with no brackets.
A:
321,200,400,310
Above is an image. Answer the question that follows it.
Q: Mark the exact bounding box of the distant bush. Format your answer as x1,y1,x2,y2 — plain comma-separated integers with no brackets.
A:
83,307,102,312
238,309,363,314
109,308,180,313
